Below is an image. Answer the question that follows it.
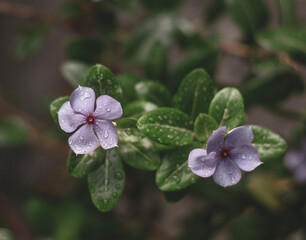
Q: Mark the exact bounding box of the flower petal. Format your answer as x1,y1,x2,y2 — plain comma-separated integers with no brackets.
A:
188,149,219,178
292,162,306,183
225,126,254,149
58,101,86,133
70,86,95,115
206,126,226,154
94,95,123,120
284,151,304,171
230,144,262,172
68,124,98,154
94,120,118,149
213,160,241,187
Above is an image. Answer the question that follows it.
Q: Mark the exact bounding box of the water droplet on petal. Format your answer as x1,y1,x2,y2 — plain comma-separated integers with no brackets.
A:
106,108,111,112
104,130,109,139
80,136,84,140
241,154,246,160
80,91,91,101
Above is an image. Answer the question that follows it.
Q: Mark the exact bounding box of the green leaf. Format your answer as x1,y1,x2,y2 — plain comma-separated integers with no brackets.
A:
14,22,51,59
117,74,143,103
65,38,103,63
0,228,13,240
126,15,193,63
276,0,295,26
251,58,291,78
0,117,28,147
225,0,268,34
135,80,172,106
241,71,304,106
123,100,158,118
117,118,144,143
50,96,69,124
61,61,91,87
194,113,218,142
175,69,214,120
145,41,168,81
156,143,201,191
137,108,193,147
208,88,245,129
170,37,219,90
256,27,306,61
84,64,123,102
67,148,105,178
88,149,125,212
251,125,287,161
118,138,160,170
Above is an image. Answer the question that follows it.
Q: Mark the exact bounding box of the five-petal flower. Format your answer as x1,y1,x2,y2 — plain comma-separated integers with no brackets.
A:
188,126,262,187
58,86,123,154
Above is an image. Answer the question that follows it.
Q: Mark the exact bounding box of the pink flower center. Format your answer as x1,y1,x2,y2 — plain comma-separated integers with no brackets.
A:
86,115,96,124
220,149,230,159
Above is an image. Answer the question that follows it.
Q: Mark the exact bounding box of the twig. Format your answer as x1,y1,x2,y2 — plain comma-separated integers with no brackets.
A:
0,1,65,24
0,191,34,240
220,41,306,75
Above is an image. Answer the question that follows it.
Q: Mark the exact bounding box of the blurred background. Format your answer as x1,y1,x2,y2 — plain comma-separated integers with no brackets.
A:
0,0,306,239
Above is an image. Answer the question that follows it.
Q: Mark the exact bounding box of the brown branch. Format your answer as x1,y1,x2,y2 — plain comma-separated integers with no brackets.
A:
0,97,67,158
0,1,66,24
220,40,306,75
0,192,34,240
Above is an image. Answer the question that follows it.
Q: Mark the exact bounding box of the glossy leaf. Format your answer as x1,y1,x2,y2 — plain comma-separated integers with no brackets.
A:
251,125,287,161
88,149,125,212
175,69,214,120
137,108,193,147
118,138,160,170
84,64,123,102
0,117,28,147
61,61,91,87
208,88,245,129
194,113,218,142
156,143,201,191
123,101,158,119
135,80,172,106
67,148,105,178
65,38,103,63
256,27,306,60
225,0,268,34
50,96,69,124
117,118,144,143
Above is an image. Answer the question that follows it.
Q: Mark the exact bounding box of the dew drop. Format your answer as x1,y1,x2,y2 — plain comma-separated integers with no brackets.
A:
112,192,118,198
104,129,109,138
80,136,84,140
115,184,121,190
106,108,111,112
241,154,246,160
80,91,92,101
99,105,102,109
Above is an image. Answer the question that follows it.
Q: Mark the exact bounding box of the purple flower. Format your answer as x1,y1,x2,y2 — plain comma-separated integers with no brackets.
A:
58,86,123,154
188,126,262,187
284,139,306,183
